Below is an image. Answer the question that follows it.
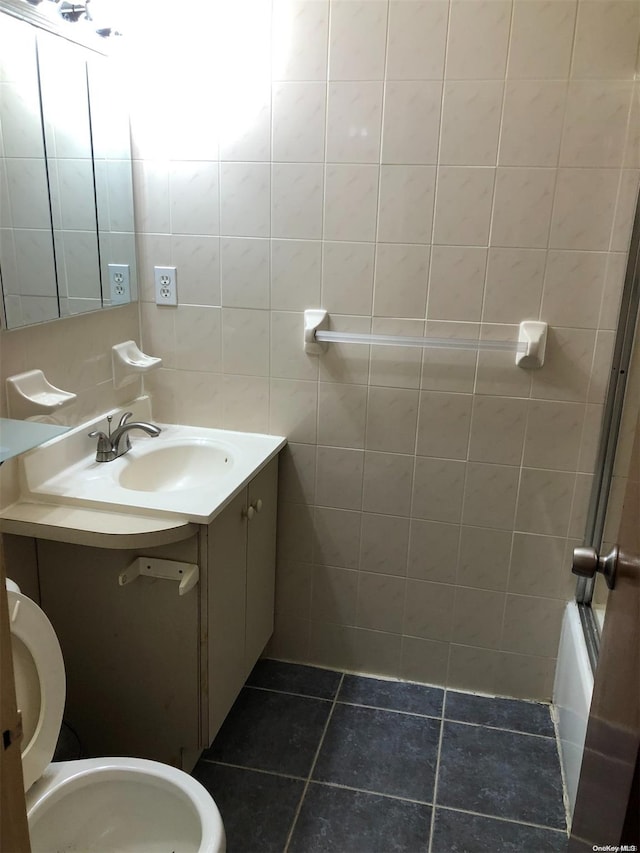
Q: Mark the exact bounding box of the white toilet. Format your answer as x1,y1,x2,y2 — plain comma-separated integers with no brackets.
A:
7,579,226,852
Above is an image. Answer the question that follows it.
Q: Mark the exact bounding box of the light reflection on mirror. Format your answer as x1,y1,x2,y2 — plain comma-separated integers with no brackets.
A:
38,30,102,317
0,15,59,325
0,5,137,329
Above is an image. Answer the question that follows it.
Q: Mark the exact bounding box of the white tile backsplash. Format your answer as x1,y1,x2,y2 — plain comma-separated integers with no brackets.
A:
428,246,488,322
360,513,410,576
272,82,327,163
221,237,270,309
315,446,365,511
322,242,375,315
433,167,495,247
220,163,271,238
571,0,640,80
271,239,322,311
221,307,270,376
462,462,520,531
89,0,639,702
365,386,419,454
549,168,620,251
272,0,329,82
499,81,566,168
491,167,556,249
363,451,415,516
508,1,577,80
560,82,633,169
439,81,504,167
541,250,607,329
272,163,324,240
381,81,442,166
328,1,388,81
483,247,545,324
407,519,459,585
373,243,430,318
218,81,272,163
386,1,448,81
446,1,511,80
326,81,383,164
416,391,473,460
324,164,379,242
412,457,466,524
377,166,436,245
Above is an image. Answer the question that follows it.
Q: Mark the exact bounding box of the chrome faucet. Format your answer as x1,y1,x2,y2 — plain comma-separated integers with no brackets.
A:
89,412,161,462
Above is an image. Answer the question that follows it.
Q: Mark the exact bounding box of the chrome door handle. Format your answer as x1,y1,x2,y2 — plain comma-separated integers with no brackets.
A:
572,545,619,590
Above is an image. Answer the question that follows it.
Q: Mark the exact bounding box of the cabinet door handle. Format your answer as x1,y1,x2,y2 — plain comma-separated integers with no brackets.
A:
243,499,263,520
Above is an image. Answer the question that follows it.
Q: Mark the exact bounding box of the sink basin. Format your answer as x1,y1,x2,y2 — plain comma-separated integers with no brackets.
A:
14,399,286,524
118,440,234,492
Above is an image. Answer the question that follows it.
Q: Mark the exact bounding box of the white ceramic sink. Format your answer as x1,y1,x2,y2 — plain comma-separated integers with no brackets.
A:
117,439,234,492
15,399,286,524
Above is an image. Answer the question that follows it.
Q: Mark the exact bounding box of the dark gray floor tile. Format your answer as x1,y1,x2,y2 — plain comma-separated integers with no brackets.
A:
202,687,331,777
338,674,444,717
437,722,566,829
247,658,342,699
289,782,432,853
192,762,304,853
432,808,568,852
445,690,555,737
313,703,440,802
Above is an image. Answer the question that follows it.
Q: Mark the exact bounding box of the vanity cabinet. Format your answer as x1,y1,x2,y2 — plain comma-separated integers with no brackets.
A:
5,457,280,770
208,461,277,735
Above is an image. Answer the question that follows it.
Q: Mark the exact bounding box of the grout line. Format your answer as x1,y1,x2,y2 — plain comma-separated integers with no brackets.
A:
427,705,445,853
549,701,573,834
293,778,434,808
244,681,554,736
435,803,569,836
283,672,345,853
441,716,556,741
244,684,336,703
201,758,567,836
198,758,307,783
333,699,443,722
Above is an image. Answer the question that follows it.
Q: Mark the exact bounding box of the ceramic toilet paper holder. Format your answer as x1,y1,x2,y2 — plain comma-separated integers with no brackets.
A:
119,557,200,596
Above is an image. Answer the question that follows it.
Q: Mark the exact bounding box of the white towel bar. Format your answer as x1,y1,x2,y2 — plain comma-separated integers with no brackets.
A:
303,310,547,368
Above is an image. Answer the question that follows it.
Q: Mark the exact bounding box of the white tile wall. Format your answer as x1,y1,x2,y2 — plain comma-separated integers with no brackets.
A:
0,303,140,438
125,0,640,700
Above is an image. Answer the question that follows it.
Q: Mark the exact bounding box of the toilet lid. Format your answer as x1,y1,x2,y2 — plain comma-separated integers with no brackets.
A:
7,590,66,791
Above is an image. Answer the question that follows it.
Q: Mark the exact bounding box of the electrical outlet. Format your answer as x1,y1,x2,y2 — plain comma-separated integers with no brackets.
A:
154,266,178,306
108,263,130,304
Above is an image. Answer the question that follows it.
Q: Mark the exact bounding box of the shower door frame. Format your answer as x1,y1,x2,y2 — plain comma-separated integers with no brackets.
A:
576,190,640,671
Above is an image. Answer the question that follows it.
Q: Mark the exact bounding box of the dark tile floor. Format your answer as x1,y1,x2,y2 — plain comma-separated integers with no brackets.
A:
193,659,568,853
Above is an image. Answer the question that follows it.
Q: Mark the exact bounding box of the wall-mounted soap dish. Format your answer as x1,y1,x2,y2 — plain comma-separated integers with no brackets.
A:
6,370,77,420
112,341,162,389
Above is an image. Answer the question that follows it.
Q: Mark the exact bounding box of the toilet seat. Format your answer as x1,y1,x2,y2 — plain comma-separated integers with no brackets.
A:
7,582,226,852
7,589,66,791
27,757,225,853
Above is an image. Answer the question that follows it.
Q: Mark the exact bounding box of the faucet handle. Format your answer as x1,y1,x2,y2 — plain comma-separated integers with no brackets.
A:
88,429,114,462
118,411,134,428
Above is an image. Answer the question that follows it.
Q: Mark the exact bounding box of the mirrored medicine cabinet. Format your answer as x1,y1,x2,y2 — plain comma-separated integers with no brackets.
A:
0,0,137,330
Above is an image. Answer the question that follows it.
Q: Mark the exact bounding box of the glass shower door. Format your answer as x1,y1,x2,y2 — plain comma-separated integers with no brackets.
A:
575,193,640,664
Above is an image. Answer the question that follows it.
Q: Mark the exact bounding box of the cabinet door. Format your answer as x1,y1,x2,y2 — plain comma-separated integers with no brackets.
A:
37,537,200,768
208,488,248,737
245,459,278,669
